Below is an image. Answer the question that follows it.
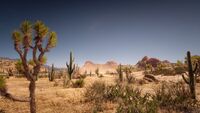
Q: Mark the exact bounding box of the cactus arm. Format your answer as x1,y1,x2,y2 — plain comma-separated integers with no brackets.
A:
182,74,189,84
193,63,198,73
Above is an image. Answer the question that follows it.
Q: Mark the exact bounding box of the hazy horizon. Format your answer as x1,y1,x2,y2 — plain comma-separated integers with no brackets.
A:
1,0,200,67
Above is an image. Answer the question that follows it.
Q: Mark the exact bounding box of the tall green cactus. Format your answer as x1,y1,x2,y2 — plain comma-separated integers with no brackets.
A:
182,51,199,99
117,64,123,82
48,64,55,81
66,51,76,80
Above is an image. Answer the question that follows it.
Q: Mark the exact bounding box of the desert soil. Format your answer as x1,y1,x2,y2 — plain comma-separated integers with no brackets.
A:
1,71,200,113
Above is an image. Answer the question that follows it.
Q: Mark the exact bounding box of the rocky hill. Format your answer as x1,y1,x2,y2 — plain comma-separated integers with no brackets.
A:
80,60,118,74
136,56,171,69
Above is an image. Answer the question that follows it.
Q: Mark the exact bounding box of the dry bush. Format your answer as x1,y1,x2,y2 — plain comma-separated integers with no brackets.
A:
0,76,6,96
126,74,136,84
73,79,85,88
85,81,158,113
153,82,200,112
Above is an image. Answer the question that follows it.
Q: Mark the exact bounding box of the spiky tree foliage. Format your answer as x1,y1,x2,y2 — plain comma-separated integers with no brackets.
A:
182,51,199,99
48,64,55,81
117,64,123,82
66,51,76,80
12,20,57,113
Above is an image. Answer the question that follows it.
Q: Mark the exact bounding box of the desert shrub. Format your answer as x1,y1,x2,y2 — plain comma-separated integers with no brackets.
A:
73,79,85,88
116,64,123,82
0,76,6,89
100,74,104,77
85,81,106,101
85,82,158,113
0,76,7,96
126,74,136,84
85,81,106,112
150,67,175,76
138,79,146,85
153,82,200,112
174,66,186,75
116,86,158,113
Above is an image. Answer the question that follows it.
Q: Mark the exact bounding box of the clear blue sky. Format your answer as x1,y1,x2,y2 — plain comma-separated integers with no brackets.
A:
0,0,200,67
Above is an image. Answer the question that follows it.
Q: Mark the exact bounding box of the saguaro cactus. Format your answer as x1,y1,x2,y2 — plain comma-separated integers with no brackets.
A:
182,51,199,99
66,51,76,80
48,64,55,81
95,68,99,76
117,64,123,82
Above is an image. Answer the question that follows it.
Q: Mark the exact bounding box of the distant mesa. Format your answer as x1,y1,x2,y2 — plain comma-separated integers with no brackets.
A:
80,60,118,74
105,61,118,66
84,61,95,66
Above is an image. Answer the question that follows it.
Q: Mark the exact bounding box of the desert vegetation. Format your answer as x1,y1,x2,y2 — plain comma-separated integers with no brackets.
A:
1,21,200,113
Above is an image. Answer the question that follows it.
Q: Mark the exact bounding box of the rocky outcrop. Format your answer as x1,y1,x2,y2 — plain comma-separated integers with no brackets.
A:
136,56,171,69
143,74,159,82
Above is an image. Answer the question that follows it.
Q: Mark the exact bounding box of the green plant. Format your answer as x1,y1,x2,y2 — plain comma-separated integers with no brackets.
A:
116,88,157,113
174,61,186,75
12,20,57,113
0,76,6,90
182,51,199,100
95,68,99,76
117,64,123,82
66,51,76,80
48,64,55,81
85,81,106,101
123,66,136,84
152,81,198,112
85,81,158,113
73,78,84,88
86,81,106,112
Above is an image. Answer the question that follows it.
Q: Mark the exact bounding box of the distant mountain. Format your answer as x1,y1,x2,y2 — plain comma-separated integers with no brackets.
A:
80,60,118,74
0,57,18,61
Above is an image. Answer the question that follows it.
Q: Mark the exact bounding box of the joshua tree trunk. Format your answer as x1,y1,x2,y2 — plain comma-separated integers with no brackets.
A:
29,79,36,113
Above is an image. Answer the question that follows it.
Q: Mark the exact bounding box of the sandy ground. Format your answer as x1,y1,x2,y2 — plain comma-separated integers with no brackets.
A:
1,71,200,113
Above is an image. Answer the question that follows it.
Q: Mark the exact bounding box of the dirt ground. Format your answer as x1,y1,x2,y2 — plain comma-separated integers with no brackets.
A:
1,71,200,113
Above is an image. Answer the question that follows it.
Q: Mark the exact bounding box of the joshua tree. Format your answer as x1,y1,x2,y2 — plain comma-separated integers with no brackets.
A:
12,20,57,113
66,51,76,80
182,51,199,99
48,64,55,81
